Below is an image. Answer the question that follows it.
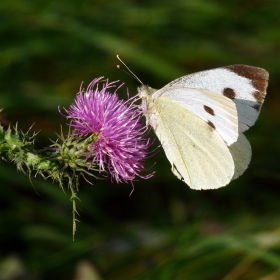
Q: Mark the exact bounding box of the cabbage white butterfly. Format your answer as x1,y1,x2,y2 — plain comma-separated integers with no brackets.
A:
117,56,269,190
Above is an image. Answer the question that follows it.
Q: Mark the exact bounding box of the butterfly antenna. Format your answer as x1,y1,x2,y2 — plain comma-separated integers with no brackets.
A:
116,55,143,84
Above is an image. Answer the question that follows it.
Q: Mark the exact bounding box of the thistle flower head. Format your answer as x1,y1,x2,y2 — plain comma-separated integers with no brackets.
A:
64,77,152,183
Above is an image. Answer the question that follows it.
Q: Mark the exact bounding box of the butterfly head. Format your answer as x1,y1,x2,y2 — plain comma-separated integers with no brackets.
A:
137,85,157,98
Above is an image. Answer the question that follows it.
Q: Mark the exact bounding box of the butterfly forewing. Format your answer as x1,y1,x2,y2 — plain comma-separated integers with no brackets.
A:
156,87,239,145
155,65,268,132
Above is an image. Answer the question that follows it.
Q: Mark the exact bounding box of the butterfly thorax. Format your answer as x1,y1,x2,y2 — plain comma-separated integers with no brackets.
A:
138,85,158,125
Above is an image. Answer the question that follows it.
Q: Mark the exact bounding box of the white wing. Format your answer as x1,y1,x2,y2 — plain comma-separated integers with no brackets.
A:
229,133,252,180
154,65,269,132
155,87,238,145
152,93,235,190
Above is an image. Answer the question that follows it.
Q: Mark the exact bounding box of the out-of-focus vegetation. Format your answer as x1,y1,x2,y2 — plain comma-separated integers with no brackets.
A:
1,0,280,279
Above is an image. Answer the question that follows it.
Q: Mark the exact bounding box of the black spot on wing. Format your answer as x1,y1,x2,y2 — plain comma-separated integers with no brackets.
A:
203,105,215,116
207,120,216,131
252,103,261,111
223,88,236,99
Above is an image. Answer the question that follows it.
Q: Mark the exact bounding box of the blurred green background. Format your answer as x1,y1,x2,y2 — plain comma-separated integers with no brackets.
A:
1,0,280,279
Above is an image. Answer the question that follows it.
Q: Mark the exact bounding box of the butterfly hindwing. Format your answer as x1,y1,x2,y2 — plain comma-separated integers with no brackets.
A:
153,94,235,190
228,133,252,180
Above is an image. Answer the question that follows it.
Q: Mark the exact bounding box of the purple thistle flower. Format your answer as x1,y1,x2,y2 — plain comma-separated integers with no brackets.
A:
65,77,152,183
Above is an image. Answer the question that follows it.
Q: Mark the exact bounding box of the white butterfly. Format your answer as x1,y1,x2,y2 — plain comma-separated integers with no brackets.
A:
138,65,269,190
